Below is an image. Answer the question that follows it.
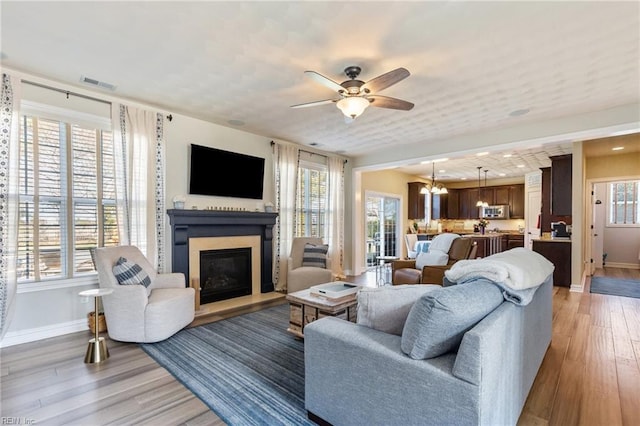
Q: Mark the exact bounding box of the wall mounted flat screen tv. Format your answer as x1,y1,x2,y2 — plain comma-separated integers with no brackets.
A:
189,144,265,199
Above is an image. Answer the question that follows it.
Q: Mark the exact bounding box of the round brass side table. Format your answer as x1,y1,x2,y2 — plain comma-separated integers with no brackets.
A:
79,288,113,364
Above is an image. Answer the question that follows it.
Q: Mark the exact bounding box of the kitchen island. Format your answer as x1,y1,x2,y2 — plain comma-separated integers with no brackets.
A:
461,233,504,258
532,238,571,287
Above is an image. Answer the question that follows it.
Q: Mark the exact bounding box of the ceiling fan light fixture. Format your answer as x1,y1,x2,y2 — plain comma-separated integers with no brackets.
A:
336,96,370,119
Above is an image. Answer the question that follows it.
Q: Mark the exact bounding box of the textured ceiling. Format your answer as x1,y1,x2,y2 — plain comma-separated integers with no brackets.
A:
1,1,639,180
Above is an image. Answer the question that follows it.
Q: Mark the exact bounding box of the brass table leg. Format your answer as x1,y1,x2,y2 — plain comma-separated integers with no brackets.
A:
84,295,109,364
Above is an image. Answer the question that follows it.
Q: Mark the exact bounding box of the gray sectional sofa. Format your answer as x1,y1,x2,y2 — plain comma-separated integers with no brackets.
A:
304,274,553,425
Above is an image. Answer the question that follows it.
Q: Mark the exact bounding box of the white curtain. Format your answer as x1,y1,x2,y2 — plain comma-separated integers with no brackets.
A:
326,156,345,277
272,142,299,291
112,104,166,271
0,74,21,340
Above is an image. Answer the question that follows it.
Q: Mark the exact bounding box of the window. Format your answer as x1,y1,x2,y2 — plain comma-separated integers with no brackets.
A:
295,160,327,237
608,180,639,226
17,114,118,283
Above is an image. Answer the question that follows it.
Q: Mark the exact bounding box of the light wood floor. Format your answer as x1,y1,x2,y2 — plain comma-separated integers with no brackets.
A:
1,268,639,425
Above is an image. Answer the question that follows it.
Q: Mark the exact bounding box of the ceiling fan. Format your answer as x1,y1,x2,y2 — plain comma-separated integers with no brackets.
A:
291,66,414,121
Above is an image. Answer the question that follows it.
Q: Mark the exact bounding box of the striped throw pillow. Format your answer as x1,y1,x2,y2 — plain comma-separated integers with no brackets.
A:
302,243,329,269
113,257,151,288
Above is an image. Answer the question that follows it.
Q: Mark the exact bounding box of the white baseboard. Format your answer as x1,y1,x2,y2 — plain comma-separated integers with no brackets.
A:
604,262,640,270
0,319,88,348
570,269,586,293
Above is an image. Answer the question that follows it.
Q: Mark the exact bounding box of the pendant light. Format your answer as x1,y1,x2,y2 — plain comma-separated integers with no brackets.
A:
475,166,484,207
482,169,489,207
430,162,447,195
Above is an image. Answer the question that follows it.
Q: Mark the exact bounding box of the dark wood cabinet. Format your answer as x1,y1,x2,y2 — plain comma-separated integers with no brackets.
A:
480,187,494,206
495,187,510,205
411,182,524,221
509,185,525,219
532,240,571,287
459,188,480,219
550,154,572,216
503,234,524,250
540,167,552,232
446,189,459,220
407,182,426,219
432,193,448,219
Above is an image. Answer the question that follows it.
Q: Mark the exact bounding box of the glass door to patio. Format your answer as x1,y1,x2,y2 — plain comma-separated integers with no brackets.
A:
365,194,400,268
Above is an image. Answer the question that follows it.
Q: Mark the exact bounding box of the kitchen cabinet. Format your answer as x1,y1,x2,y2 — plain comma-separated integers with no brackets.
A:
407,182,426,219
509,185,525,219
446,189,459,220
459,188,480,219
550,154,572,216
432,193,448,219
532,239,571,287
540,167,552,232
495,187,510,205
503,234,524,250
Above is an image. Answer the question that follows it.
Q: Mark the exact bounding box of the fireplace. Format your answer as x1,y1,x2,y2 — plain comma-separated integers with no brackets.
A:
188,235,262,309
168,210,280,312
199,247,252,304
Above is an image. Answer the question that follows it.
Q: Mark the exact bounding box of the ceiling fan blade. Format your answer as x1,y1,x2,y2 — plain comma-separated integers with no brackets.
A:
304,71,345,93
367,95,414,111
290,99,337,109
361,68,410,94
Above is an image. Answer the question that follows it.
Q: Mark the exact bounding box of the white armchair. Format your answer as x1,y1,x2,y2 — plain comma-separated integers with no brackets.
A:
286,237,333,293
93,245,195,343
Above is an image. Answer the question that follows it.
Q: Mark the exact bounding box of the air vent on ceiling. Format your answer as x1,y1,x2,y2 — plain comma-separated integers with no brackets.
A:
80,76,116,91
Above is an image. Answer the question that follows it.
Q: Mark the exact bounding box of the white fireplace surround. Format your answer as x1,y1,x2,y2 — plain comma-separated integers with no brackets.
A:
189,236,261,309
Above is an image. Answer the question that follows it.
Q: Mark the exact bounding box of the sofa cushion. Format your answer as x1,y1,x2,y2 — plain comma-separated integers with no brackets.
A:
113,257,151,288
401,280,503,359
357,284,440,335
415,250,449,270
302,243,329,268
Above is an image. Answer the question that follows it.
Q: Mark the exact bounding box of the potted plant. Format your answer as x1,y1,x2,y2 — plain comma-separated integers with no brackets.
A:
477,218,490,234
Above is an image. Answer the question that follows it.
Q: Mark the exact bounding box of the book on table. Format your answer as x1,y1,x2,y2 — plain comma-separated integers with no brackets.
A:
310,281,361,299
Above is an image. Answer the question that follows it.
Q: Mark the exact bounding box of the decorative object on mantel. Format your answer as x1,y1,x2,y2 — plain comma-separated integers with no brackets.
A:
264,202,274,213
172,195,186,209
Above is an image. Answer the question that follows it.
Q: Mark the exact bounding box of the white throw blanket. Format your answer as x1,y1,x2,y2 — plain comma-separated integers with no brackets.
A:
429,233,460,253
445,247,555,291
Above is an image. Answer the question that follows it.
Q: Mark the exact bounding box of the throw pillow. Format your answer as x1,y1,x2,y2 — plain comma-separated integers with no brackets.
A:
302,243,329,268
401,280,503,359
415,250,449,270
357,284,440,335
113,257,151,288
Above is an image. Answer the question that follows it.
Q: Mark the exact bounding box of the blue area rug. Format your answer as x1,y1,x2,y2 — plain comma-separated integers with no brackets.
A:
141,304,312,425
590,276,640,299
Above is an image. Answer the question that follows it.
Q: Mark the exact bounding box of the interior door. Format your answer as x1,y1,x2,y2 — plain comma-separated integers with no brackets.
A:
525,191,541,249
591,183,606,272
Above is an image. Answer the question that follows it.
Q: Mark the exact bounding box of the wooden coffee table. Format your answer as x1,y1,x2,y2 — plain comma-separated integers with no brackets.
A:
286,288,359,338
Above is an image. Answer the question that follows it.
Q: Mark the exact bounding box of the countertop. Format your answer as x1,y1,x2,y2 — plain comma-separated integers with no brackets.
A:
418,231,524,237
531,237,571,243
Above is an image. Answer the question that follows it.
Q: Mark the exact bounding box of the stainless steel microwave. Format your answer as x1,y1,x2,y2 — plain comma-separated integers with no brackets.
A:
481,205,509,219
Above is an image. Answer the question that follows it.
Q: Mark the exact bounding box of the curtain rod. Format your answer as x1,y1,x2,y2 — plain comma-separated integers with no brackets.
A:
270,140,348,163
21,79,173,121
22,80,112,106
